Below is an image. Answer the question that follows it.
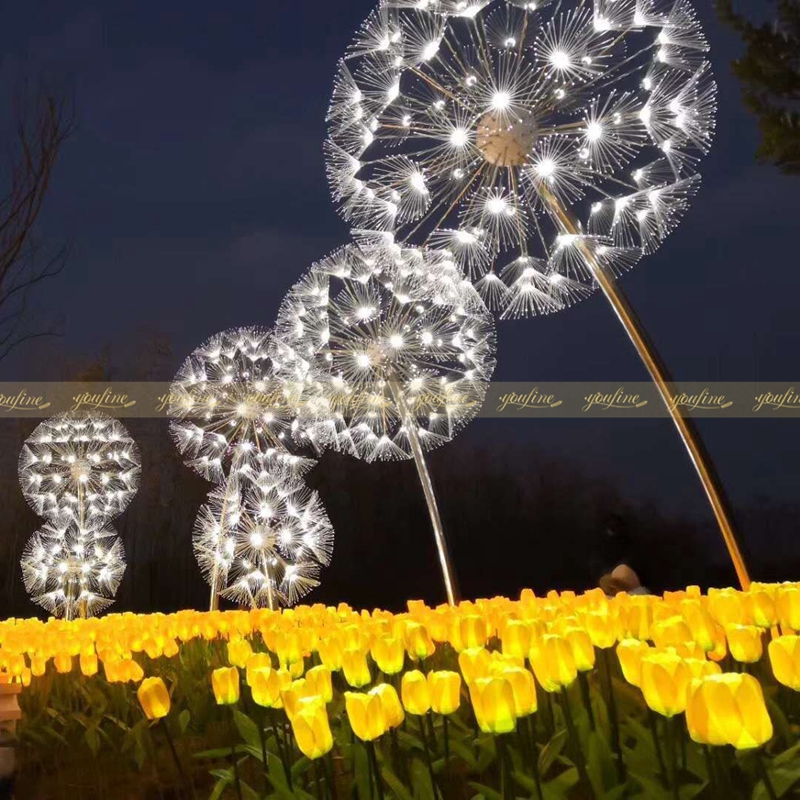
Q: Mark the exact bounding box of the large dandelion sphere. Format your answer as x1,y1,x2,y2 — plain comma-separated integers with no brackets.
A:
169,327,318,483
194,472,334,608
273,240,497,462
326,0,716,317
19,413,141,524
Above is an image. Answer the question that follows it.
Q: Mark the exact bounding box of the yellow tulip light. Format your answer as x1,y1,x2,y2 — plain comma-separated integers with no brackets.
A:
453,615,489,652
686,674,773,749
726,624,763,664
246,653,273,686
499,667,537,717
469,676,517,734
306,665,333,703
428,671,462,715
370,684,405,729
404,622,436,661
501,620,531,659
227,638,253,669
138,677,171,720
291,700,334,760
80,653,98,678
212,667,241,706
345,691,387,741
565,628,595,673
342,648,371,688
401,670,431,715
777,587,800,631
458,647,492,685
616,640,650,687
371,636,405,675
54,652,72,674
768,635,800,690
318,637,344,671
640,652,690,717
585,612,617,650
529,635,578,692
249,667,282,708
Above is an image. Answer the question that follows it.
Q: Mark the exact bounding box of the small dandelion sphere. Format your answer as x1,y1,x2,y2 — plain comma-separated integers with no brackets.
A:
169,326,319,484
326,0,716,318
273,238,497,462
194,472,334,608
19,413,141,525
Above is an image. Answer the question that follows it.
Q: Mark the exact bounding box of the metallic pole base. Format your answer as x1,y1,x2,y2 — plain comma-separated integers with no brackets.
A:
390,378,459,606
541,187,752,590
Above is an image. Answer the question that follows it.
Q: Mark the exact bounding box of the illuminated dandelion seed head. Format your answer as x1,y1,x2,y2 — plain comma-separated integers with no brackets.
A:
20,520,125,619
19,413,141,524
169,327,318,484
326,0,716,319
194,472,334,608
272,240,497,463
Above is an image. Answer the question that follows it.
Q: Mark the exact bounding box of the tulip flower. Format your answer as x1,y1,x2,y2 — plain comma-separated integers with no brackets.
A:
747,591,778,629
317,637,344,671
212,667,240,705
565,628,595,673
453,615,489,652
686,674,773,749
371,636,405,675
370,683,405,729
30,656,46,678
247,666,280,707
458,647,491,685
342,648,371,688
681,601,717,652
428,671,461,715
469,676,517,734
616,640,650,687
246,653,273,686
54,652,72,674
401,670,431,715
306,665,333,703
281,679,312,721
345,691,387,741
683,658,722,680
726,625,763,664
768,635,800,690
499,667,537,717
640,652,690,717
585,612,616,649
501,620,531,658
80,653,98,678
138,677,171,720
777,587,800,631
404,622,436,661
227,638,253,669
123,659,145,683
291,700,334,760
529,635,577,692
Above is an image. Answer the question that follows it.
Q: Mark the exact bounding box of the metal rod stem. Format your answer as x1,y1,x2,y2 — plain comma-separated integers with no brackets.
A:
540,186,751,590
389,378,459,605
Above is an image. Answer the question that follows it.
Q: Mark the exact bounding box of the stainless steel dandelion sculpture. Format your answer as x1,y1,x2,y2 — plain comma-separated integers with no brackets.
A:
18,413,139,619
170,326,335,609
326,0,751,587
273,239,497,604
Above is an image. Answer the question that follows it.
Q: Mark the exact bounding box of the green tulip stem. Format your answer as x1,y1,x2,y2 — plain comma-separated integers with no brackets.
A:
313,759,324,800
578,672,596,731
270,709,293,791
442,714,450,770
160,719,197,800
417,715,441,800
600,649,625,781
325,753,338,800
560,687,592,793
702,746,721,799
666,716,679,800
647,708,668,785
367,741,385,800
496,734,513,800
756,750,778,800
227,711,243,800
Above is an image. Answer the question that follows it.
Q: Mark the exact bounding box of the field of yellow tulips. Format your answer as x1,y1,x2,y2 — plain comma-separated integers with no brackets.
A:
2,583,800,799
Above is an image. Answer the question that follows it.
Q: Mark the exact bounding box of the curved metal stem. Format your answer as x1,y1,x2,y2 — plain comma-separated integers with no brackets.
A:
540,186,751,590
389,377,459,605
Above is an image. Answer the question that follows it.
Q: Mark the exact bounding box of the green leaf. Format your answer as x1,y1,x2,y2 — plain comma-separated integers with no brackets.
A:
83,726,100,756
209,769,231,800
194,747,239,760
468,782,502,800
353,742,372,800
178,708,191,734
766,699,792,748
542,766,579,800
772,742,800,768
382,766,415,800
232,708,262,750
539,728,569,777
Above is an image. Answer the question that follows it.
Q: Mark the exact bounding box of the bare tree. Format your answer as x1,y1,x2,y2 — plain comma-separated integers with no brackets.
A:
0,82,74,361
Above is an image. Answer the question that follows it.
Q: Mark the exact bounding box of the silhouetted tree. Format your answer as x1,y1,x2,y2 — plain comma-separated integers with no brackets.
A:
0,82,74,359
716,0,800,174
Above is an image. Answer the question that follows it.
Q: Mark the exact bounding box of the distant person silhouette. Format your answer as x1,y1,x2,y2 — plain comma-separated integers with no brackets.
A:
596,514,650,596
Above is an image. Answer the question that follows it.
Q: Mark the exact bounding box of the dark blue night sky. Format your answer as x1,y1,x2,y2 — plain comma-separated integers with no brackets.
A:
0,1,797,522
